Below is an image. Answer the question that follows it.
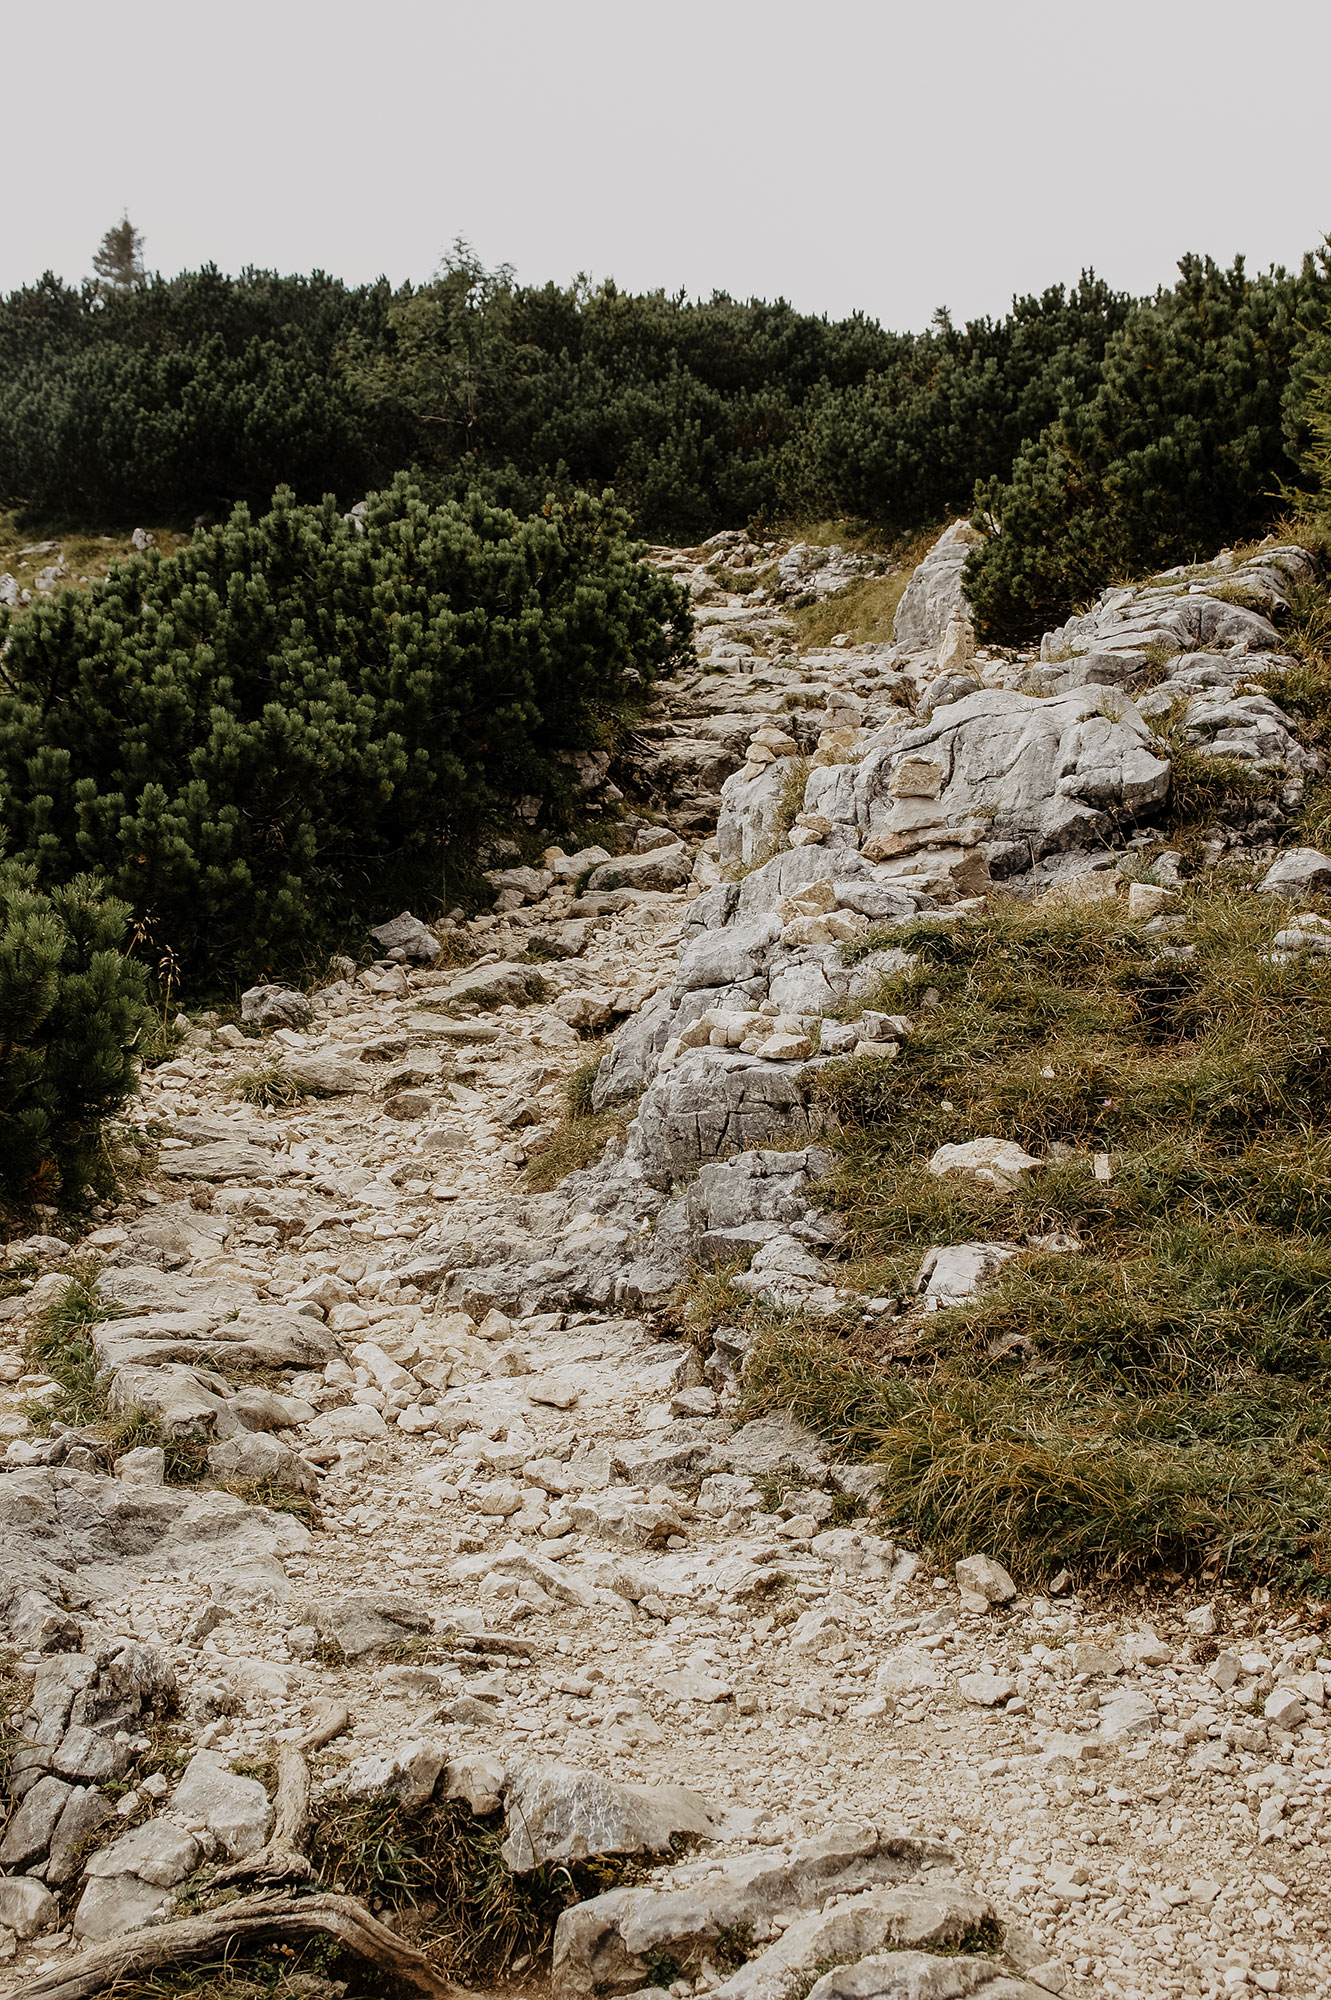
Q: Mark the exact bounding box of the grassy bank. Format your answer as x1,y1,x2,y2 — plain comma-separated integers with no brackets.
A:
736,888,1331,1592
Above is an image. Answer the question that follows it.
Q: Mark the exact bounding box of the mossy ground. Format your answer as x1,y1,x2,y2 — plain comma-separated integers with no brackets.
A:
725,887,1331,1592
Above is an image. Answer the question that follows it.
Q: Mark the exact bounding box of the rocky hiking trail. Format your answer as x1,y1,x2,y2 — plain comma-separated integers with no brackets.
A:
5,525,1331,1999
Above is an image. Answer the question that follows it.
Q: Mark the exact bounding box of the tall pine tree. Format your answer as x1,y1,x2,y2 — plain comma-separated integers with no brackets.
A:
91,215,145,297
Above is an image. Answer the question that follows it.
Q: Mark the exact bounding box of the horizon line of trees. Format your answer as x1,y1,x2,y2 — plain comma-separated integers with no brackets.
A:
1,227,1329,635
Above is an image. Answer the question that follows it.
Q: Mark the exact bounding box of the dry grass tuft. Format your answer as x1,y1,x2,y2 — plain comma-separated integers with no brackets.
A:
721,887,1331,1590
305,1793,655,1981
226,1064,320,1109
522,1062,634,1190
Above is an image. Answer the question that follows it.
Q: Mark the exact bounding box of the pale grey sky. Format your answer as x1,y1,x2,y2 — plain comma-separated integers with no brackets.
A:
4,0,1329,331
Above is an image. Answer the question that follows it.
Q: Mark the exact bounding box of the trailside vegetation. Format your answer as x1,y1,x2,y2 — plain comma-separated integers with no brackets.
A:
5,243,1329,634
0,478,691,987
0,861,149,1205
0,265,403,522
0,250,1135,538
737,891,1331,1592
1290,297,1331,532
965,252,1331,639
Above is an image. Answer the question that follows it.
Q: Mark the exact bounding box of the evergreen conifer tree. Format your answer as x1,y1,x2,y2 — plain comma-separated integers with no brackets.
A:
91,215,145,297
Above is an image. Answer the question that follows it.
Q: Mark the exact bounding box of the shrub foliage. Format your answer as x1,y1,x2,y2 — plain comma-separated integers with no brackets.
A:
0,861,149,1204
0,250,1162,541
4,244,1329,615
0,479,690,985
965,253,1331,638
0,266,402,520
1289,299,1331,533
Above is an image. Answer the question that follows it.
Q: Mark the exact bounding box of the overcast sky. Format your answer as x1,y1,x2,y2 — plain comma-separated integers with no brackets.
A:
4,0,1328,332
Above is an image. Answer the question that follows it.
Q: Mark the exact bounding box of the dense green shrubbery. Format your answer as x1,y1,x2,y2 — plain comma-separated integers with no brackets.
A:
4,239,1329,647
0,267,406,520
0,479,689,986
0,860,149,1204
1291,302,1331,531
965,253,1331,638
795,274,1134,528
0,249,1136,538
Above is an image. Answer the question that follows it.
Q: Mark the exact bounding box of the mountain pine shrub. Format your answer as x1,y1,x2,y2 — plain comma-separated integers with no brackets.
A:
1286,300,1331,532
0,479,690,987
964,253,1331,640
792,275,1134,530
0,860,149,1205
0,252,1159,538
0,266,402,520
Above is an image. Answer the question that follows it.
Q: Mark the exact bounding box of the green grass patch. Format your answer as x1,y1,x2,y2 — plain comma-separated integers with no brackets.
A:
1252,574,1331,851
226,1063,320,1109
770,757,812,849
1166,744,1285,833
20,1264,213,1481
21,1262,120,1428
1138,637,1183,684
1207,579,1273,615
523,1112,623,1190
731,890,1331,1591
565,1055,601,1117
0,1650,25,1798
139,1014,188,1067
105,1414,212,1484
0,516,189,632
788,572,909,650
783,523,941,649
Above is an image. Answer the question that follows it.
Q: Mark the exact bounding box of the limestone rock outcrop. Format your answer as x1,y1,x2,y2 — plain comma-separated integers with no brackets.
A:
892,521,981,658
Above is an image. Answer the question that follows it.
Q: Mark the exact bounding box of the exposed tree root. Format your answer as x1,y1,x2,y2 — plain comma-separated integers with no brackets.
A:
14,1746,459,2000
212,1744,313,1888
15,1890,462,2000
